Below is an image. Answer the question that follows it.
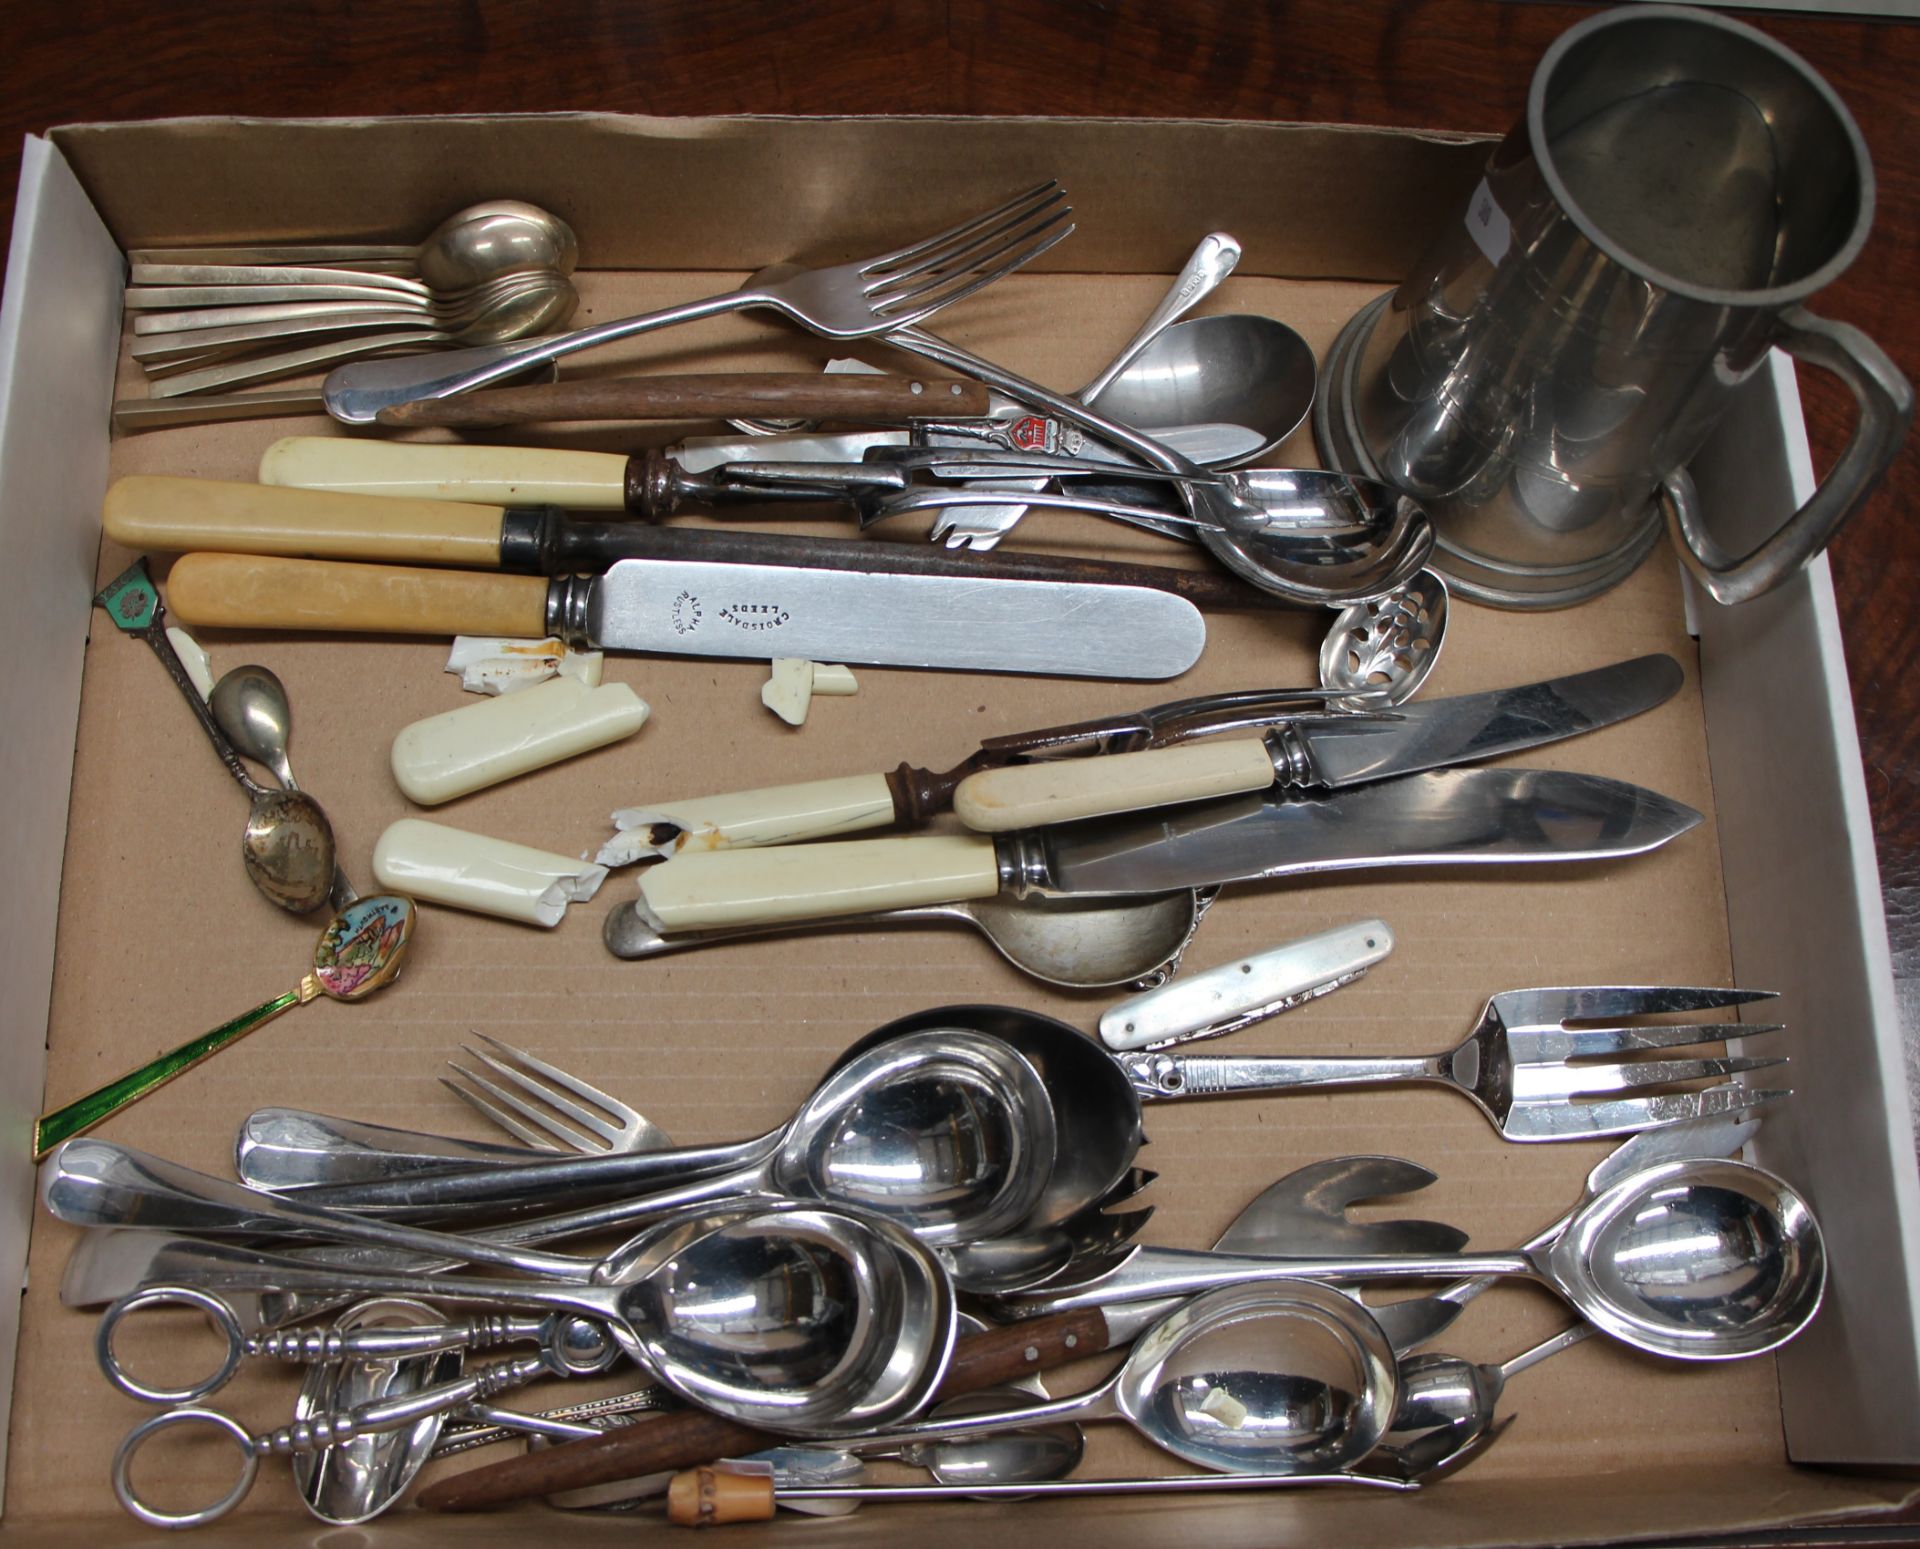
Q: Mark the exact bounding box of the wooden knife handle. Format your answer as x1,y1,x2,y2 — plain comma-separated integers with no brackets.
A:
104,475,509,568
375,373,991,427
418,1306,1112,1513
166,552,547,637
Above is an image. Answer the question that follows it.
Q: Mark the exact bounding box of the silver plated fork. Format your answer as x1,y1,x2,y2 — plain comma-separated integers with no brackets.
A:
323,180,1073,422
442,1033,671,1156
1115,985,1788,1142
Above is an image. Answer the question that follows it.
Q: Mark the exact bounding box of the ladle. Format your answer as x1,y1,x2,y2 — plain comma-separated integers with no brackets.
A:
257,1026,1060,1251
93,560,337,914
211,663,357,909
837,1281,1399,1477
1001,1158,1827,1363
603,887,1207,990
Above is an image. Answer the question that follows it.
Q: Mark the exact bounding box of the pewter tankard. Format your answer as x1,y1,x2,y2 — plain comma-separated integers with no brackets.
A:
1314,5,1911,607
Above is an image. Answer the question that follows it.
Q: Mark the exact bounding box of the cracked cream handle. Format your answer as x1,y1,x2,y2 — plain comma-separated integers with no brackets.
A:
603,773,900,864
261,434,631,510
953,737,1273,831
636,834,999,931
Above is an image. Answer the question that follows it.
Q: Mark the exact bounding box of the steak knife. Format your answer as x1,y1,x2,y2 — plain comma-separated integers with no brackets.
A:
632,767,1702,931
597,655,1681,863
162,551,1207,679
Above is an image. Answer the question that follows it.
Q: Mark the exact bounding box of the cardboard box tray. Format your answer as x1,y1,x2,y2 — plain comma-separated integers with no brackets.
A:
1,114,1917,1545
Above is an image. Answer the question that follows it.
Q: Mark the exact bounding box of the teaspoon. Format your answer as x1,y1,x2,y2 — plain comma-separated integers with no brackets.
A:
211,663,357,908
94,560,337,914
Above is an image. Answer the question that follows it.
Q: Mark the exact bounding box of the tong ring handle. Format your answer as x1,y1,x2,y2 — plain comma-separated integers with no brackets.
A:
97,1285,246,1405
111,1407,259,1528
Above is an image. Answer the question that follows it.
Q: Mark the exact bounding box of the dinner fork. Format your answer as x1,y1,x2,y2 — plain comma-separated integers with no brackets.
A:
1114,986,1788,1142
442,1033,670,1156
322,180,1073,423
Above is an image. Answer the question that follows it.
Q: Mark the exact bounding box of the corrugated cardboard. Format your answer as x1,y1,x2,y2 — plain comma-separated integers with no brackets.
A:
2,113,1916,1542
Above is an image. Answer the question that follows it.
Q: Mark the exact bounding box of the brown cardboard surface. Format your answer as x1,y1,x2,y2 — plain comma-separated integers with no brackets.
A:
5,120,1914,1541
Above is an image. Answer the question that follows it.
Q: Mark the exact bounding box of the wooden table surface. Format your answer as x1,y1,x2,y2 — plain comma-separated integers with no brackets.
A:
3,2,1916,970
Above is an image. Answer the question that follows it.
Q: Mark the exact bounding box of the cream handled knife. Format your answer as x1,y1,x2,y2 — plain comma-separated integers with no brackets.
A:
162,552,1207,679
949,654,1686,831
633,769,1702,932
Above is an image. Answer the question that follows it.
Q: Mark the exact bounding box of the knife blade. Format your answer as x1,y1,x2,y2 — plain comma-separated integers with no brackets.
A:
632,767,1702,931
950,653,1687,830
101,474,1284,613
255,422,1265,510
596,656,1680,865
162,551,1207,679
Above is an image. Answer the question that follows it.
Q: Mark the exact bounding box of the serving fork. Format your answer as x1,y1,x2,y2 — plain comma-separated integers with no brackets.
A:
1116,985,1787,1141
323,180,1073,423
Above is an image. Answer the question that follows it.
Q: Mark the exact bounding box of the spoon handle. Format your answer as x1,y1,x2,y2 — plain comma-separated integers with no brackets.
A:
33,981,311,1157
415,1307,1114,1513
94,561,265,796
1002,1245,1534,1315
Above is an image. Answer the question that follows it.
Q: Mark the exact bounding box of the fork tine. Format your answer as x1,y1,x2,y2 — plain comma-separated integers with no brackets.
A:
1509,1082,1791,1141
470,1032,633,1143
447,1053,609,1151
466,1047,624,1146
872,215,1074,325
869,186,1068,294
864,180,1062,271
438,1071,567,1152
1521,1054,1788,1100
1494,985,1779,1025
1520,1021,1787,1058
871,205,1073,310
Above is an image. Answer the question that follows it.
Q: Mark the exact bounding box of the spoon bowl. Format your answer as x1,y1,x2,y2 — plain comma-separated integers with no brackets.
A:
1544,1158,1825,1360
847,1006,1144,1237
211,666,298,787
1319,570,1449,708
1089,313,1318,467
241,789,336,913
416,201,579,292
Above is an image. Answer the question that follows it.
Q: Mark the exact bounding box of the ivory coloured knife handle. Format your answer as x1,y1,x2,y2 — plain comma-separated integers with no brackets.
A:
418,1306,1113,1513
372,373,992,428
166,553,548,638
261,435,631,510
608,773,902,861
104,475,509,567
637,833,999,931
953,736,1275,831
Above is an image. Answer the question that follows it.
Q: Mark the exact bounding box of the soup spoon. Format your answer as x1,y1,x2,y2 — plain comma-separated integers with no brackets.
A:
838,1281,1398,1477
998,1159,1826,1363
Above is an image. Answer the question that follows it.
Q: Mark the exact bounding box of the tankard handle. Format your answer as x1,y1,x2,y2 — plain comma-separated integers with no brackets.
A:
1668,306,1913,606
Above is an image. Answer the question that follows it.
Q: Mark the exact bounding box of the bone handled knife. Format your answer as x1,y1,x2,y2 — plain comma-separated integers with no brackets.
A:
948,654,1687,830
632,768,1703,931
161,551,1207,680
